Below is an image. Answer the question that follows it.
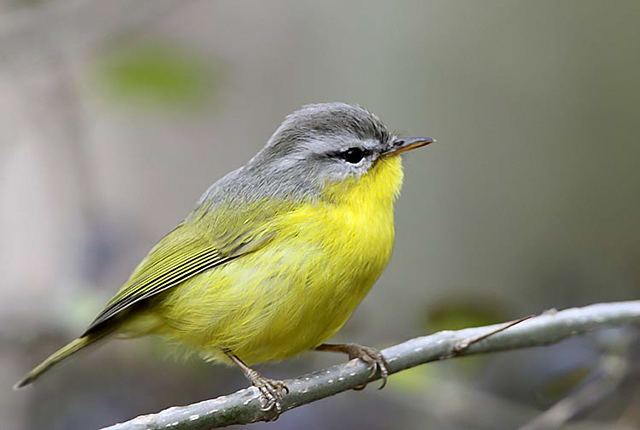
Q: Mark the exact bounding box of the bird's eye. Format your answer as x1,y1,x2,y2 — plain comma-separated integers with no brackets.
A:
337,147,366,164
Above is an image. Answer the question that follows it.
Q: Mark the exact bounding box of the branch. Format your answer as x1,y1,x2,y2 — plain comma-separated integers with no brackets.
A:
102,300,640,430
520,330,634,430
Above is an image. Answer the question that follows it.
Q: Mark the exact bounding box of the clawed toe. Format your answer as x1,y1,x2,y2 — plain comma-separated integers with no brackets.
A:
316,343,390,390
348,345,389,389
250,374,288,418
224,351,289,420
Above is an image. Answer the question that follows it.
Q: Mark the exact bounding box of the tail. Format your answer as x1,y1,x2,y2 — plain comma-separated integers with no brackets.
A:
14,334,103,389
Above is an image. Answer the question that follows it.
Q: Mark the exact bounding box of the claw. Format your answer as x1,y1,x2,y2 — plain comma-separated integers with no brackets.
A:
315,343,390,390
224,350,289,420
247,370,288,419
345,344,390,390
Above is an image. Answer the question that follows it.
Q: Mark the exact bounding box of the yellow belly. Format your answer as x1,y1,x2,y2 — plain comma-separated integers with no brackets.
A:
151,156,404,364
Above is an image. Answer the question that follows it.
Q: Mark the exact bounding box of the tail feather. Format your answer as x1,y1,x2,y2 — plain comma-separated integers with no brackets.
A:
14,335,101,389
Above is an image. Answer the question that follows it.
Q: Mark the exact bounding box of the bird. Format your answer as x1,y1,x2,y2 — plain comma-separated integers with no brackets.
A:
15,102,433,414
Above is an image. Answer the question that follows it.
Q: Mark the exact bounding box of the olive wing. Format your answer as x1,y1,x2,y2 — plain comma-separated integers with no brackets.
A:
82,219,274,336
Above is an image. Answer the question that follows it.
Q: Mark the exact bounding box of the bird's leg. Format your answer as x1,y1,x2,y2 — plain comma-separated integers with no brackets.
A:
223,349,288,418
315,343,389,389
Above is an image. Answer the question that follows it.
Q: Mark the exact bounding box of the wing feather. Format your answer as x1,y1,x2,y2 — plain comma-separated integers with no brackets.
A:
82,215,275,335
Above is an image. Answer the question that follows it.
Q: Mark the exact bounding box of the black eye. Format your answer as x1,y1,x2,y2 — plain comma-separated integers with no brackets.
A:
338,147,366,164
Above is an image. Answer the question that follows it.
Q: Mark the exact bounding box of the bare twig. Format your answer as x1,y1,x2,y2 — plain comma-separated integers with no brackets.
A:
102,301,640,430
520,329,634,430
452,314,535,354
386,377,635,430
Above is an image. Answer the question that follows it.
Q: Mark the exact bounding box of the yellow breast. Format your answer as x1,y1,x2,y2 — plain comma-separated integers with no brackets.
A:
155,156,405,364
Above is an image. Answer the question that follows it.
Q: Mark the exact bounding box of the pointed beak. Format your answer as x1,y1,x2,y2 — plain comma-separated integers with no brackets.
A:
383,136,435,157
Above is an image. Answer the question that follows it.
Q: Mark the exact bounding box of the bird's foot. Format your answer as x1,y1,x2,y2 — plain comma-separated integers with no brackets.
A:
345,344,389,390
246,369,289,418
317,343,389,389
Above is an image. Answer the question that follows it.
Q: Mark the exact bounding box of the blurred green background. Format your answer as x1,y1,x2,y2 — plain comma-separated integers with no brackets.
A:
1,1,639,429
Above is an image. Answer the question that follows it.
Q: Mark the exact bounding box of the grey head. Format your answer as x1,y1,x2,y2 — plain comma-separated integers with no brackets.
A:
197,103,432,209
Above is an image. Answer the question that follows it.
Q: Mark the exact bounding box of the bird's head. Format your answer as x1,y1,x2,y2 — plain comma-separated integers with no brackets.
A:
247,103,433,201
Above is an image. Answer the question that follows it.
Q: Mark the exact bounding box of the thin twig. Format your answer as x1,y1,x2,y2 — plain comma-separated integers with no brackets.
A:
452,314,536,354
102,301,640,430
520,330,634,430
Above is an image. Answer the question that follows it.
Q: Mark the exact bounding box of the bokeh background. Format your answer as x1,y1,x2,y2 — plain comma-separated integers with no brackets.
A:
1,1,639,429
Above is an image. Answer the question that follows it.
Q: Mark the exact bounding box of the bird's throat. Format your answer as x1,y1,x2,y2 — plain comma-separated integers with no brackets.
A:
321,155,404,207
